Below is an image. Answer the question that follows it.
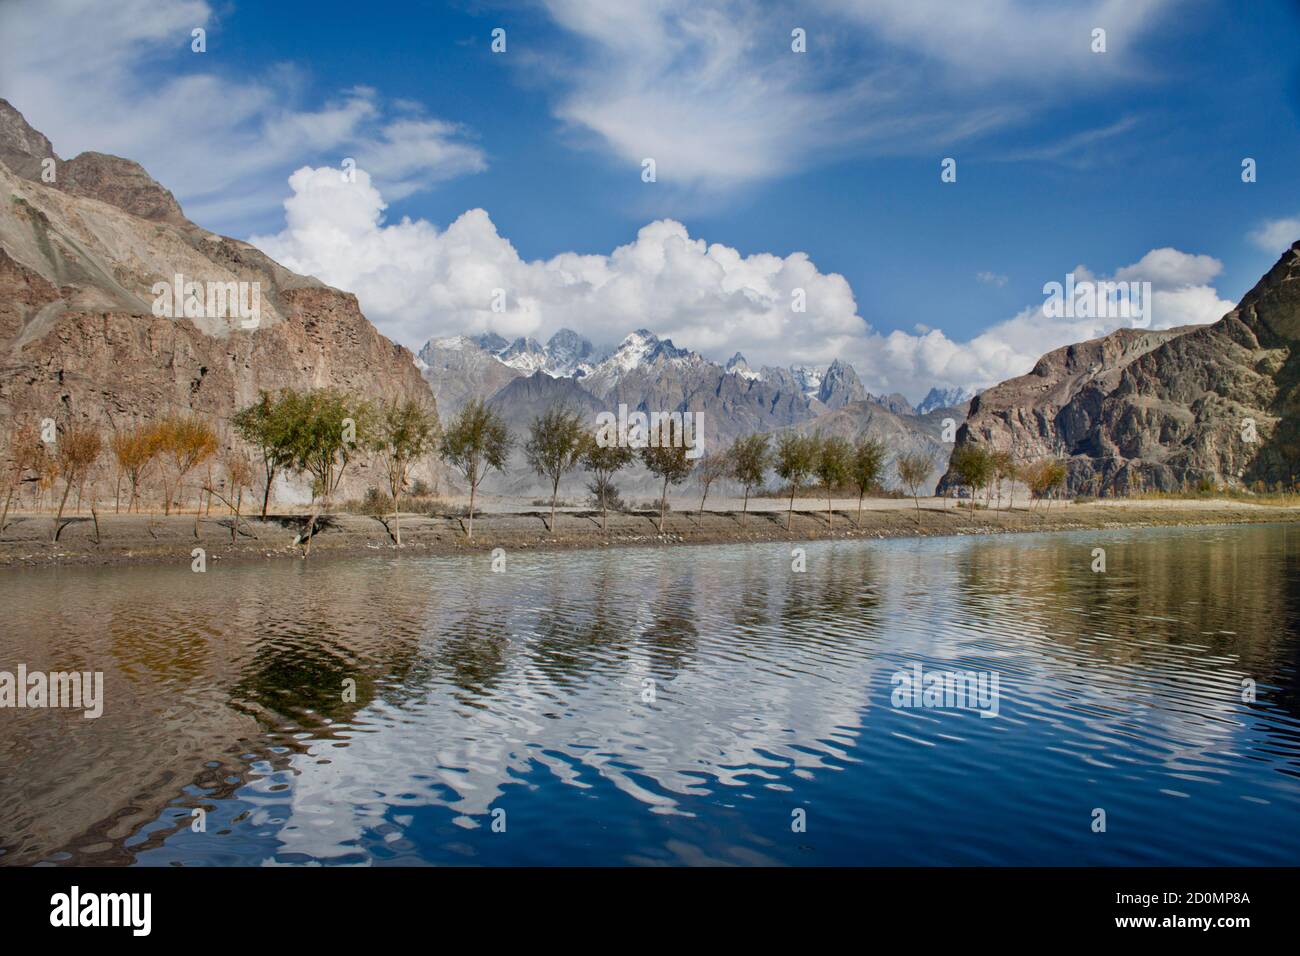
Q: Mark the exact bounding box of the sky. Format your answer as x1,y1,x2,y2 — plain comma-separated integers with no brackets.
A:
1,0,1298,402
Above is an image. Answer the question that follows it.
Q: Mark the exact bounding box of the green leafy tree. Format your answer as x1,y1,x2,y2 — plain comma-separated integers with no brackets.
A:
439,398,512,539
524,405,586,533
371,396,441,545
232,390,297,519
727,433,770,527
774,432,819,531
849,436,885,526
642,417,693,533
950,445,992,514
581,434,634,532
281,390,373,555
813,434,852,528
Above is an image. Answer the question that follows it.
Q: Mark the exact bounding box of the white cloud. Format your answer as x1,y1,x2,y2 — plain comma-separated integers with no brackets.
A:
976,271,1009,287
252,168,1233,403
0,0,484,232
1248,217,1300,254
847,248,1233,398
536,0,1176,188
251,165,864,360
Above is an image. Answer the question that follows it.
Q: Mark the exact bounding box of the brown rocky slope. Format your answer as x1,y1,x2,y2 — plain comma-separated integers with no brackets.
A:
940,242,1300,495
0,99,434,497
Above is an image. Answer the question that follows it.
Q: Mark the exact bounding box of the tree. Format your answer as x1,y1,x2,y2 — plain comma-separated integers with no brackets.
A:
439,397,512,540
693,449,731,517
1026,458,1067,511
371,396,441,545
774,432,819,531
155,415,218,526
204,450,257,543
524,405,586,533
990,450,1014,512
581,435,634,532
52,424,102,541
641,417,693,533
813,434,852,529
849,436,885,526
896,450,934,525
1,422,49,534
110,423,162,514
1003,457,1022,512
232,391,297,519
281,389,373,555
950,445,992,514
728,433,770,527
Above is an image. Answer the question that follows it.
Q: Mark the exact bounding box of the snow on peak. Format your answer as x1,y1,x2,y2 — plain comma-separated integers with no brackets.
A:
726,352,761,381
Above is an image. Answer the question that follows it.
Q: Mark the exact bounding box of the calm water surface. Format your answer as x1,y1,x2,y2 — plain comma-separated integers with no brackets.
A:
2,524,1299,866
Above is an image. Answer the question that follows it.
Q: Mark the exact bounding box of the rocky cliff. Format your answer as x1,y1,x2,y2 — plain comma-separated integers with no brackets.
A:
940,242,1300,495
0,99,433,496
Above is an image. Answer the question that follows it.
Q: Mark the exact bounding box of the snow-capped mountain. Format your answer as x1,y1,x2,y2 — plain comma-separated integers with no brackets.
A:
916,386,974,415
790,365,824,399
725,352,761,381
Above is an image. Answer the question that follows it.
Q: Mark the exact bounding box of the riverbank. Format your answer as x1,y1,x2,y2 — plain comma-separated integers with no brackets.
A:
3,495,1299,569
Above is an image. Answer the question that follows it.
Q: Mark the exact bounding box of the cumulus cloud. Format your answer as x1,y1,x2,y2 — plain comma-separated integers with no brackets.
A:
849,248,1234,398
0,0,484,232
252,165,864,360
537,0,1176,188
1248,217,1300,254
253,168,1234,403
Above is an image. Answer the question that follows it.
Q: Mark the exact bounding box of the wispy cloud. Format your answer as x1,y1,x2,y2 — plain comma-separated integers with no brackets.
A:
1248,216,1300,254
533,0,1177,189
0,0,485,233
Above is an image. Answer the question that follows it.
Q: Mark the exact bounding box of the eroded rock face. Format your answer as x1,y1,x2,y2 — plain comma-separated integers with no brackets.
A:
0,99,435,496
940,242,1300,495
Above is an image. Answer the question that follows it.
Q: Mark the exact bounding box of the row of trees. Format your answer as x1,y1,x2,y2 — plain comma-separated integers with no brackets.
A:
0,415,228,541
948,446,1068,512
1,389,1075,550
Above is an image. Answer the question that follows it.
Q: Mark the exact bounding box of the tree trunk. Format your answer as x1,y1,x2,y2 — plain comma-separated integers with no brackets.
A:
194,483,202,539
657,476,668,532
742,487,749,527
857,491,864,527
467,480,477,539
53,478,74,541
786,485,796,531
261,462,274,519
913,492,921,525
549,474,560,533
114,471,122,514
600,480,608,532
0,484,14,535
825,483,833,529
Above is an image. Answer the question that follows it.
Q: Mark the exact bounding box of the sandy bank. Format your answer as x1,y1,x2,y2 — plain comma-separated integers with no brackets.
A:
2,495,1299,569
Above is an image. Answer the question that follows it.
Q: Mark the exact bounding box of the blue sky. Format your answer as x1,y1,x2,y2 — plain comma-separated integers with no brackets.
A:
2,0,1298,400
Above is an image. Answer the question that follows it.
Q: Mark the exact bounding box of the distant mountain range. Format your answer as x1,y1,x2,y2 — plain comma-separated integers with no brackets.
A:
417,327,972,496
419,328,971,423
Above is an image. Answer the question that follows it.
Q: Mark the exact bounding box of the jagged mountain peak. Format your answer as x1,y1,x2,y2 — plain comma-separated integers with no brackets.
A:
726,352,761,381
0,99,187,225
916,386,973,415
